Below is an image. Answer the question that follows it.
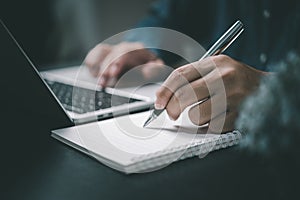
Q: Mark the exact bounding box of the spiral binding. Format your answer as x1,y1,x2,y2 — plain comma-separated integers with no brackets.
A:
127,130,242,173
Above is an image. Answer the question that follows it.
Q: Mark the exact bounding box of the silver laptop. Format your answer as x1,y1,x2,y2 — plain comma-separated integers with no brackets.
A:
1,20,153,125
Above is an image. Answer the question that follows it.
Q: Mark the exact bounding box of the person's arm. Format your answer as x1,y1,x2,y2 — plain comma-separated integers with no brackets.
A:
85,0,180,87
84,0,209,87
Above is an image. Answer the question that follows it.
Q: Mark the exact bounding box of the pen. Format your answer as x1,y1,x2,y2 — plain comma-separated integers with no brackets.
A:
143,20,244,128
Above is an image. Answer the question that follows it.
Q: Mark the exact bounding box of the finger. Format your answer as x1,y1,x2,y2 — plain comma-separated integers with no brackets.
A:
164,67,227,120
99,46,146,87
98,49,124,87
187,92,227,125
84,44,111,76
100,53,136,87
208,111,237,133
105,56,132,87
155,58,217,109
165,75,211,120
108,48,158,78
141,59,165,79
107,52,136,78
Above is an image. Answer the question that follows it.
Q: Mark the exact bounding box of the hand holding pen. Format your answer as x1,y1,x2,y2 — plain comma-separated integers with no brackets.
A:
144,20,267,132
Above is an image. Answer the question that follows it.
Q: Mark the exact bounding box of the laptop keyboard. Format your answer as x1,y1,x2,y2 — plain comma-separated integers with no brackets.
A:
45,80,141,114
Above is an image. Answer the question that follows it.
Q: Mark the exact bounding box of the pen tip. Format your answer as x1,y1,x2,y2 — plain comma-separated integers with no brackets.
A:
143,117,153,128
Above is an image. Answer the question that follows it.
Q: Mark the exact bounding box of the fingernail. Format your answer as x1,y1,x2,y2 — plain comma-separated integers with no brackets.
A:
154,103,164,110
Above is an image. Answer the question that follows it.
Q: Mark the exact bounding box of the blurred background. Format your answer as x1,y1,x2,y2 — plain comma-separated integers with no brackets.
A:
1,0,154,69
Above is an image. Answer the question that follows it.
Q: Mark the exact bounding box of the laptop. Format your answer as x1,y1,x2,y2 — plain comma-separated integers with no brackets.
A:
0,20,153,125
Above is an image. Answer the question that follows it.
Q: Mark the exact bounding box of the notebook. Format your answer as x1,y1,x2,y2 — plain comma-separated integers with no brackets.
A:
51,110,242,174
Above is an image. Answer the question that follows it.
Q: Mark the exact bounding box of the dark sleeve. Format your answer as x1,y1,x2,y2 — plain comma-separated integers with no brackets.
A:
125,0,189,65
125,0,215,65
135,0,189,30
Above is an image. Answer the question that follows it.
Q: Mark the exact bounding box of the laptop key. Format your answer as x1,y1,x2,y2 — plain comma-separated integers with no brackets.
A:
44,79,141,114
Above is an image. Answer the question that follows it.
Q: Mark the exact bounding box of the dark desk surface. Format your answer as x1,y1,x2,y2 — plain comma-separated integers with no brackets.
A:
2,106,299,200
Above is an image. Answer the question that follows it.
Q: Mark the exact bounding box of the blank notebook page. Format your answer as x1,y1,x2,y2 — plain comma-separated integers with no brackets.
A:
53,110,222,166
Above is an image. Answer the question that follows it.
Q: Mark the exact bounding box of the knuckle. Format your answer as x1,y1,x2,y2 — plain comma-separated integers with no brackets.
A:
117,42,128,47
155,87,169,100
213,54,230,64
223,67,237,81
95,43,111,51
170,69,185,84
115,43,129,53
117,42,144,50
132,42,145,49
175,66,186,74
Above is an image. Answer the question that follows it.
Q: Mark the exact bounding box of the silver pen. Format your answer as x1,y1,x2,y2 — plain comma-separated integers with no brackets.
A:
143,20,244,128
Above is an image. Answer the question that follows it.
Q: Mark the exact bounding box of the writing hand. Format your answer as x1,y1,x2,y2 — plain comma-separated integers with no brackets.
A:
155,55,267,133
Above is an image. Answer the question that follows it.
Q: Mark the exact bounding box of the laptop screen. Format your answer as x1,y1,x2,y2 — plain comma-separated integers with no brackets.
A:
0,20,73,128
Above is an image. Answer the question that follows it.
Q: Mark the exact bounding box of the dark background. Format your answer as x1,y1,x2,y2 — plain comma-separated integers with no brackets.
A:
1,1,299,199
1,0,154,68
